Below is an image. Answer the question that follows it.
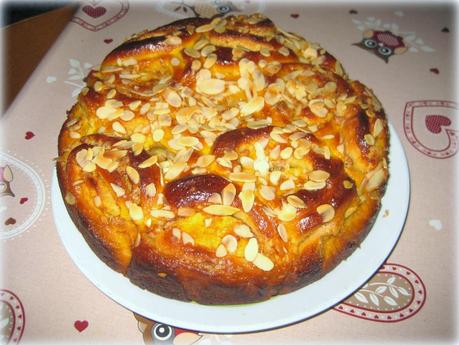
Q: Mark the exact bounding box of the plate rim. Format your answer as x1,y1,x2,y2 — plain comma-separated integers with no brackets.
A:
52,124,410,333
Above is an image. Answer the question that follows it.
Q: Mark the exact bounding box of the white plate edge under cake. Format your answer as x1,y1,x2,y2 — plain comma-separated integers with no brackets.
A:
52,124,410,334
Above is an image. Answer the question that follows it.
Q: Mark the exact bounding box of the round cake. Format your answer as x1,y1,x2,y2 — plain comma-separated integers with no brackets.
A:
57,13,389,305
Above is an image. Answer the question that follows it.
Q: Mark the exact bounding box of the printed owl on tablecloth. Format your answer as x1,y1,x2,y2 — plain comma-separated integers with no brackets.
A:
353,29,408,63
134,313,202,345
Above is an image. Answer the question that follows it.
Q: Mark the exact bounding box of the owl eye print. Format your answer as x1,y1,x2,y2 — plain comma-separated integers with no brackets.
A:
0,165,15,198
354,29,408,63
134,313,202,345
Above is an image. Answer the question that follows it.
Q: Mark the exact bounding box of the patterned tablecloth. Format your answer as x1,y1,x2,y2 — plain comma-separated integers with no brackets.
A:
1,1,457,344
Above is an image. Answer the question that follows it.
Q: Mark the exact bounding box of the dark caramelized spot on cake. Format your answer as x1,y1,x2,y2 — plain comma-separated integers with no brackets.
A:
213,126,272,155
164,174,229,208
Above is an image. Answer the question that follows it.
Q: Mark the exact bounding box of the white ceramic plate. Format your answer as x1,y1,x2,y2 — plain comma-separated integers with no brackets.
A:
52,124,409,334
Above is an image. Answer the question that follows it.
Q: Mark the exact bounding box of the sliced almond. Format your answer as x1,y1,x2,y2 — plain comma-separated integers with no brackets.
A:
82,162,96,172
195,154,215,168
164,162,187,181
287,195,306,208
364,133,375,146
365,168,386,192
177,207,195,217
164,89,182,108
239,189,255,212
126,166,140,184
304,180,326,190
280,147,293,160
280,179,295,191
253,253,274,271
203,205,240,216
222,183,236,206
259,185,276,201
234,224,254,238
96,106,116,119
127,202,144,222
240,96,264,116
244,238,258,262
128,100,141,111
139,155,158,169
152,129,165,142
131,133,146,143
216,244,227,258
222,234,238,253
110,183,125,197
269,171,282,185
195,23,214,33
172,228,181,240
145,183,157,197
112,121,126,134
65,192,76,205
229,172,256,183
316,204,335,223
276,202,297,222
373,118,384,137
182,232,195,246
309,99,328,118
208,192,223,204
309,170,330,182
196,78,225,95
277,224,288,243
343,180,353,189
151,209,175,219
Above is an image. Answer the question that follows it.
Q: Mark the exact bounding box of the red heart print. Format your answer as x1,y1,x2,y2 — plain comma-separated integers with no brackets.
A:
425,115,451,134
429,68,439,74
74,320,89,332
82,5,107,18
20,197,28,204
25,131,35,140
104,38,113,44
290,14,299,18
5,217,16,225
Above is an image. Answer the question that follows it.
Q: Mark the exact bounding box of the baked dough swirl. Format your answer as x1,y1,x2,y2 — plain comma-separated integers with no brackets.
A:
57,14,389,304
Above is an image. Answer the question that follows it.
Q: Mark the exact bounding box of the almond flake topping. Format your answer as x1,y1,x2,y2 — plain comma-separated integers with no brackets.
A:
229,172,256,183
316,204,335,223
182,232,195,246
126,201,144,222
145,183,157,197
196,78,225,95
216,244,227,258
277,224,288,243
259,185,275,201
139,155,158,169
234,224,254,238
151,209,175,219
287,195,306,209
126,166,140,184
304,180,326,190
309,170,330,182
203,205,240,216
253,253,274,271
222,234,238,253
240,96,265,116
222,183,236,206
373,119,384,137
244,238,258,262
110,183,125,197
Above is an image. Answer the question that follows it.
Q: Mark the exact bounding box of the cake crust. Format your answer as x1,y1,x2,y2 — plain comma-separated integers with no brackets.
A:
57,14,389,305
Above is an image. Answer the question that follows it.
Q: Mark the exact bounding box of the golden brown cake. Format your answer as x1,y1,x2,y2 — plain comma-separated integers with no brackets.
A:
57,14,389,305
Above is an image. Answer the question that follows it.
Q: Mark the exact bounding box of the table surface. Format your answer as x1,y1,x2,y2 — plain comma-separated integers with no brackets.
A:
1,2,457,344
